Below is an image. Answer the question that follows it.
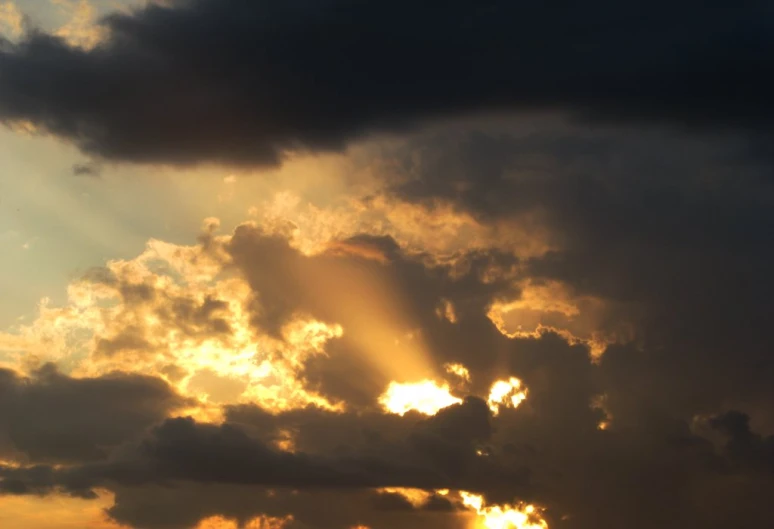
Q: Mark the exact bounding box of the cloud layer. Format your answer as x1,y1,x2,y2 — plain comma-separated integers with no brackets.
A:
2,2,774,528
1,0,774,165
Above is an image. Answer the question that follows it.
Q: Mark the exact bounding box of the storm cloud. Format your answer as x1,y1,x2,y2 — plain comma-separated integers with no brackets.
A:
1,0,774,166
3,1,774,528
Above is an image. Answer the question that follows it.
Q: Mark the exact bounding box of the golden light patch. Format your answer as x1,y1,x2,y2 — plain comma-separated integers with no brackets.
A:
487,377,527,415
6,120,39,136
325,240,390,264
379,380,462,416
379,487,433,507
436,298,458,323
52,0,105,49
590,394,613,431
273,428,297,452
269,241,440,386
255,191,552,262
487,280,619,358
0,1,22,39
444,362,471,382
0,489,126,529
460,492,548,529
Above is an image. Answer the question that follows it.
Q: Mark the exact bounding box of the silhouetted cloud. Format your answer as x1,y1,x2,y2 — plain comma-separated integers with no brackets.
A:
1,0,773,166
0,364,190,463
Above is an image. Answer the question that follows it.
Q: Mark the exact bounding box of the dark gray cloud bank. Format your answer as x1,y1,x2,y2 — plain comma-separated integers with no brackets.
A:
1,0,773,165
0,365,189,464
3,1,774,528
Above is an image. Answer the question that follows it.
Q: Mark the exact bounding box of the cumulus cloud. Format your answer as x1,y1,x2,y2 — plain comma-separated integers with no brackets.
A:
0,364,189,463
1,0,773,166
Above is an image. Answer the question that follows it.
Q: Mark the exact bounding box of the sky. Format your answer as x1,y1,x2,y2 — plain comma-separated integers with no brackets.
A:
1,1,774,528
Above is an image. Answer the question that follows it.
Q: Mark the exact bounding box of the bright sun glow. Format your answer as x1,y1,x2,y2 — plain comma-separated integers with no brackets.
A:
379,380,462,416
460,492,548,529
488,377,528,415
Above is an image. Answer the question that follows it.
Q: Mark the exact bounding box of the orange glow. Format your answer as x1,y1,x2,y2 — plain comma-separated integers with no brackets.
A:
195,517,238,529
444,362,471,382
436,298,458,323
195,515,292,529
0,1,23,39
53,0,106,49
256,192,552,262
0,489,126,529
379,487,433,506
590,394,613,430
379,380,461,416
487,378,528,415
274,428,297,452
289,255,439,385
325,240,390,264
460,492,548,529
486,280,618,359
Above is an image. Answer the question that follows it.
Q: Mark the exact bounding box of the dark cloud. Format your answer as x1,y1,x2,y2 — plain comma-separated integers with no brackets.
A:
0,400,524,498
1,0,774,166
4,382,774,529
0,364,189,463
137,416,454,489
71,162,101,178
709,411,774,472
384,123,774,421
105,484,468,529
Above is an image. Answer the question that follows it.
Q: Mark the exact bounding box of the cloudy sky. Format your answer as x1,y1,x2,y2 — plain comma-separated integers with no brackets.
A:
1,1,774,528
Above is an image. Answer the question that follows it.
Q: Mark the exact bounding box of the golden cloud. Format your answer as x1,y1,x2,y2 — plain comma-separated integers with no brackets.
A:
1,221,343,417
0,489,124,529
487,279,632,358
0,1,22,39
52,0,105,49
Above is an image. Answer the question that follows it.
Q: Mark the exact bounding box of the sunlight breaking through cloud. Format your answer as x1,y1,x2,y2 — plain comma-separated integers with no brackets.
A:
444,362,471,382
379,380,462,416
487,377,528,415
460,492,548,529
